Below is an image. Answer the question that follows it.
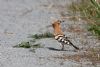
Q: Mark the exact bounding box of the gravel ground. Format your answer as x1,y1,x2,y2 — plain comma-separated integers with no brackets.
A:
0,0,100,67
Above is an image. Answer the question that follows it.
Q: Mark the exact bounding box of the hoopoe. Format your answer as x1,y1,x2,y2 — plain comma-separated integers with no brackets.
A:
52,20,79,50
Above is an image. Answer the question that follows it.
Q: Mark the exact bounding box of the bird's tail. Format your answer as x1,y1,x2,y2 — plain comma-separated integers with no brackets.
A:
69,42,79,50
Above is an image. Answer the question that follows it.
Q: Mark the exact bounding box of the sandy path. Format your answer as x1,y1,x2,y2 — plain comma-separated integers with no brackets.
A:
0,0,99,67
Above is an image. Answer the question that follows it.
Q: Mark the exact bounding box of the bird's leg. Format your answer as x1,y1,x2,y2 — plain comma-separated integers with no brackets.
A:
61,43,64,50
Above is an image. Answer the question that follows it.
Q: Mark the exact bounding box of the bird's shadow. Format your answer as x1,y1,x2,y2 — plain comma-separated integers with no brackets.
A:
46,47,79,52
46,47,68,51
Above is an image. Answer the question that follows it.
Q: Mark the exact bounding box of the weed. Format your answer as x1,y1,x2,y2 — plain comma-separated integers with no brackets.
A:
88,25,100,39
13,42,31,48
29,32,54,39
67,0,100,39
13,42,43,49
13,32,52,52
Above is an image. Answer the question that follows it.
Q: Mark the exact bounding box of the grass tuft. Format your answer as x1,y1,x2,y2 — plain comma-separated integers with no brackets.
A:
29,32,54,39
13,42,31,48
13,42,43,49
13,32,52,51
88,25,100,39
67,0,100,39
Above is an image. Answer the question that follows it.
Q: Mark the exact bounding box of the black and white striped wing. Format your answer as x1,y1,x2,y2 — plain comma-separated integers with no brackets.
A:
55,35,70,44
55,35,79,50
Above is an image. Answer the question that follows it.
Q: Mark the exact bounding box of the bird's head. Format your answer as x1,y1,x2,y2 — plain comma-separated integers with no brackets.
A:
52,20,64,28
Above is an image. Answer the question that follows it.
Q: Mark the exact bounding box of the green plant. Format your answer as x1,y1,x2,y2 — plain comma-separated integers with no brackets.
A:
67,0,100,38
88,25,100,39
13,42,31,48
13,32,52,52
13,42,43,48
90,0,100,19
29,32,54,39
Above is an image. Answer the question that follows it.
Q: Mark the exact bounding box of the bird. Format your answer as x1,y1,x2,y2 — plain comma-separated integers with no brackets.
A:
52,20,79,50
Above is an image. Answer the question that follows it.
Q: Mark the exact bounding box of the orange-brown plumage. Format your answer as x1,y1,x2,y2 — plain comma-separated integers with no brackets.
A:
52,20,79,50
52,20,63,36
